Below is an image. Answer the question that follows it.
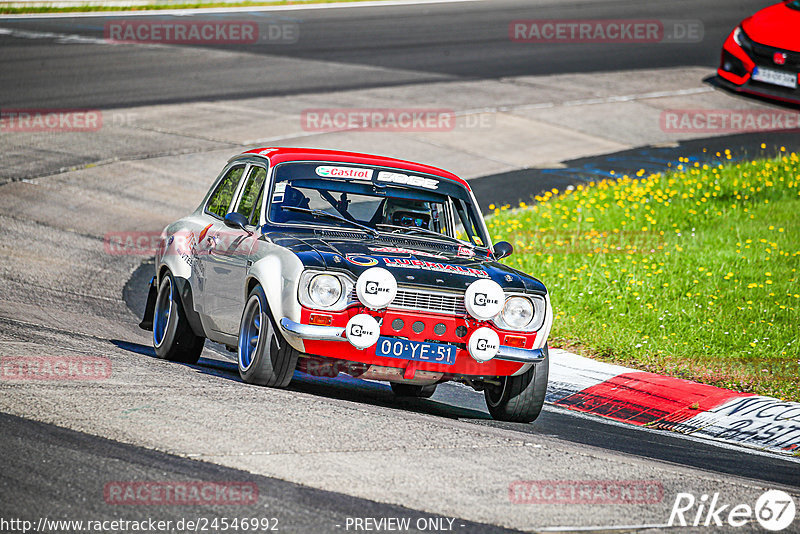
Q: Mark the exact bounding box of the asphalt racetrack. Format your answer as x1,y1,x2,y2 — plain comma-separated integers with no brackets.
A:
0,0,778,108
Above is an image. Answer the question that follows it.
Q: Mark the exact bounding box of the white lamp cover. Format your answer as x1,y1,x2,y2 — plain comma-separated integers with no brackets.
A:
345,313,381,349
464,279,504,320
468,327,500,362
356,267,398,309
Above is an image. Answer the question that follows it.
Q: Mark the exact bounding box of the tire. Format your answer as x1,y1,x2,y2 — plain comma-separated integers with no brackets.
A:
390,382,437,398
238,285,299,388
484,345,549,423
152,272,205,364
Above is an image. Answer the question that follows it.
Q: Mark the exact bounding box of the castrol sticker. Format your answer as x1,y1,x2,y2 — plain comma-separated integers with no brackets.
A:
315,166,374,179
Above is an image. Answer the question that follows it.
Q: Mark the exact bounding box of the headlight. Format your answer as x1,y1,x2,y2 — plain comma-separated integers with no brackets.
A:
493,294,547,332
733,26,751,50
502,296,534,329
308,274,342,308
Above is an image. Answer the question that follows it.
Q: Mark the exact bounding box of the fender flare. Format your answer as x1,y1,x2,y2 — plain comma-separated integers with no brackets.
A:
244,245,306,352
153,264,205,338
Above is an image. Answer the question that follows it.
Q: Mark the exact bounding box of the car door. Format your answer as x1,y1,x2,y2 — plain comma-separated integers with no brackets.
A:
194,163,247,332
203,164,268,335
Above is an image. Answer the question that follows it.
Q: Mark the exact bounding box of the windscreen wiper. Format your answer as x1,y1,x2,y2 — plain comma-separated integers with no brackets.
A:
375,223,468,246
281,206,379,237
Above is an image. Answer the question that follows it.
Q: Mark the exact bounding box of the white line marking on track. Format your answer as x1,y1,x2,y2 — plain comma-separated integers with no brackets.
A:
0,26,115,44
0,0,484,19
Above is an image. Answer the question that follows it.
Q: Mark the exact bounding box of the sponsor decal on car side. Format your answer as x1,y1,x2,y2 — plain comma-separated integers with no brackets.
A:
346,255,379,267
457,246,475,258
198,223,213,244
178,230,198,267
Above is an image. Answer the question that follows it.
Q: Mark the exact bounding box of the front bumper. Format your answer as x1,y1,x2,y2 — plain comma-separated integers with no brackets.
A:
279,318,547,365
717,34,800,105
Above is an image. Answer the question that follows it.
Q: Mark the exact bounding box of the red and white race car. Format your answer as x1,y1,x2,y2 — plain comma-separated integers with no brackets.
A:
717,1,800,105
140,148,553,422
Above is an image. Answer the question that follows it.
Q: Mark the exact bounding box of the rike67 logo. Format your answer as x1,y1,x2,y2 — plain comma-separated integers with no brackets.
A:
669,490,796,531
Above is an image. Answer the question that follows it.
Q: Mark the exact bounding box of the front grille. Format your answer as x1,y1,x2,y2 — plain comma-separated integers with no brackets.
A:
749,41,800,70
348,287,467,316
390,287,467,316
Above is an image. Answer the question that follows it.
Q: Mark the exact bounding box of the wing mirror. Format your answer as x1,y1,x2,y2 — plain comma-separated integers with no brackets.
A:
223,212,250,232
493,241,513,260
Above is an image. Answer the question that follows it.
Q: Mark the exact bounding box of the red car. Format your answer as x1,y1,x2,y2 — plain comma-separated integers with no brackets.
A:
717,0,800,105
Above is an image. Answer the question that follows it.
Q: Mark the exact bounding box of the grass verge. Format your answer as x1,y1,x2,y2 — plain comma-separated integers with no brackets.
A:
491,149,800,402
0,0,381,15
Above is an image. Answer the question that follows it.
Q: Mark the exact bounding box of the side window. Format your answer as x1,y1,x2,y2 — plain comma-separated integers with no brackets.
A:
206,165,245,218
234,166,267,222
249,184,265,225
451,198,485,247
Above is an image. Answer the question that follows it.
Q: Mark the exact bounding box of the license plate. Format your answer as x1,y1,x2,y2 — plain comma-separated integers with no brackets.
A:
375,337,457,365
752,67,797,89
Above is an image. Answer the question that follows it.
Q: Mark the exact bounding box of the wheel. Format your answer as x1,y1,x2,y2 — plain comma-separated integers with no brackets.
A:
484,345,549,423
390,382,437,398
152,272,204,364
238,285,299,387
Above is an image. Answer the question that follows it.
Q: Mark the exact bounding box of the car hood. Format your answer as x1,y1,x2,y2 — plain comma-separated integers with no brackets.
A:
742,3,800,51
266,231,547,294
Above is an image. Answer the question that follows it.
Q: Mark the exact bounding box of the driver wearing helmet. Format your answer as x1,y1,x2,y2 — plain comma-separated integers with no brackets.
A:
382,198,432,229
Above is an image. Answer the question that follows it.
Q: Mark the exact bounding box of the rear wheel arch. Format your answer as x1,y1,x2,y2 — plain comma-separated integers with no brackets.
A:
158,264,171,285
158,265,204,338
152,271,205,364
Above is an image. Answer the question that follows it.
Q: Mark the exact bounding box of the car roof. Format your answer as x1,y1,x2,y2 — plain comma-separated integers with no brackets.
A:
236,147,470,189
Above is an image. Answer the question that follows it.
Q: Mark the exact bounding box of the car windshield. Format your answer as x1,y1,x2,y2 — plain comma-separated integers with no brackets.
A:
267,162,488,248
788,1,800,11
